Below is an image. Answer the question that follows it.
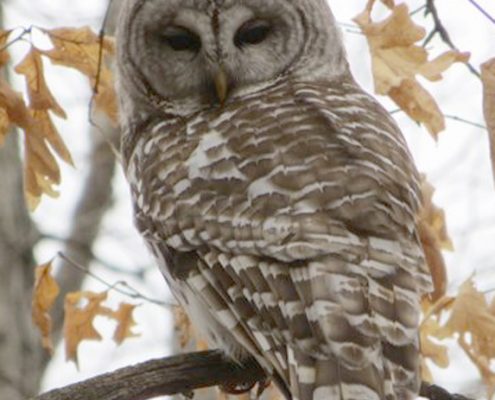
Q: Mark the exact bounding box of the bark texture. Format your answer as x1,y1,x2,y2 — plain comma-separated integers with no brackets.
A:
0,133,42,399
32,350,474,400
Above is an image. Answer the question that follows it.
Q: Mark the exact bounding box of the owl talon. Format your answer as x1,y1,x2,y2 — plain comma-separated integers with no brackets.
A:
219,377,270,398
254,377,271,399
180,390,195,399
220,380,257,395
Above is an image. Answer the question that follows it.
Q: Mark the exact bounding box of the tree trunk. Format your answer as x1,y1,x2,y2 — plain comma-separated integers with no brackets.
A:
0,132,43,399
0,2,121,396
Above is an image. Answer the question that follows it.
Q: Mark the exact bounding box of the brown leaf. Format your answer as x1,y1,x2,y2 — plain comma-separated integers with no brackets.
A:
459,336,495,399
0,77,33,133
0,108,9,145
0,29,11,68
389,80,446,135
354,3,469,137
32,261,60,354
418,177,452,300
0,77,32,149
24,110,72,211
112,303,139,345
421,318,450,368
63,291,109,365
419,221,447,301
420,316,450,383
173,306,193,349
381,0,394,8
63,291,140,365
42,27,117,123
437,279,495,359
15,47,66,118
481,58,495,186
0,78,72,209
420,179,453,251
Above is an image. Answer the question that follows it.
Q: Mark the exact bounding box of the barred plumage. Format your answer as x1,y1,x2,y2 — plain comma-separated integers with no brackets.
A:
116,1,432,399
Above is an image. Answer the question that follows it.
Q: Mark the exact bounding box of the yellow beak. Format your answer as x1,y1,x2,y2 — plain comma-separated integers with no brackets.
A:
214,67,229,105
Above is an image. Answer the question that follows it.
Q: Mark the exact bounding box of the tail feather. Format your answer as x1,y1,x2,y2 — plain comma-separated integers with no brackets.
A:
185,249,426,400
287,346,395,400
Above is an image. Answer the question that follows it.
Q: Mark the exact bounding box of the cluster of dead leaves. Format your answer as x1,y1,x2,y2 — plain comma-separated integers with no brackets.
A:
355,0,470,138
355,2,495,395
0,26,117,210
420,279,495,398
32,261,139,366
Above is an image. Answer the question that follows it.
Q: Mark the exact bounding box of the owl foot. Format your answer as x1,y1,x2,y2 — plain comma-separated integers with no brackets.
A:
220,376,270,398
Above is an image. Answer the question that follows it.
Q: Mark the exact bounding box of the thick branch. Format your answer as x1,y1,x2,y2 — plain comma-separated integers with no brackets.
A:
33,350,265,400
33,350,474,400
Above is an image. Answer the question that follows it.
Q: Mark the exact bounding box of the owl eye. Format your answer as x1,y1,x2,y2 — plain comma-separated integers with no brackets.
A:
234,20,272,47
163,27,201,52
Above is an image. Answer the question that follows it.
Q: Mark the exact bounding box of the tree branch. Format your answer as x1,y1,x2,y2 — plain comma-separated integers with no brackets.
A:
32,351,265,400
33,350,474,400
424,0,481,78
420,382,473,400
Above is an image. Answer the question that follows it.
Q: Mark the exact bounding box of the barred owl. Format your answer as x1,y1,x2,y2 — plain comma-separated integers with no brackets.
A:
116,1,432,399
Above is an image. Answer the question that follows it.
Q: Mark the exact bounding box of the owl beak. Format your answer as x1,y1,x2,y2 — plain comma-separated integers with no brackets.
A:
214,67,229,105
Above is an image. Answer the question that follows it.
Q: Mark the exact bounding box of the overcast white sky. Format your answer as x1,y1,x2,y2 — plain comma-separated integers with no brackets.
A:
3,0,495,399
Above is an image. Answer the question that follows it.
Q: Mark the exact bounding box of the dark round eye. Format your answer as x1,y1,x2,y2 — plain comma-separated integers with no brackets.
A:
234,20,272,48
163,27,201,52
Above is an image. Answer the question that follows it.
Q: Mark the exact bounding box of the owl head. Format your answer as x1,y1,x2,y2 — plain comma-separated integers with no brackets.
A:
116,0,349,122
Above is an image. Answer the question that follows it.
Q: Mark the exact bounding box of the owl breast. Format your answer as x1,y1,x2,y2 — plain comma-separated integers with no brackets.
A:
126,79,421,267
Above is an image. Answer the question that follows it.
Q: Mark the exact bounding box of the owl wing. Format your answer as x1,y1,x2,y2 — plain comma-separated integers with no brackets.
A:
128,80,432,400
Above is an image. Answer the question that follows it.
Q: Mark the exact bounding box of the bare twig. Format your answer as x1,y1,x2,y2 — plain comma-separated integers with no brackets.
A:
56,252,171,308
443,114,487,130
466,0,495,25
424,0,481,79
32,350,475,400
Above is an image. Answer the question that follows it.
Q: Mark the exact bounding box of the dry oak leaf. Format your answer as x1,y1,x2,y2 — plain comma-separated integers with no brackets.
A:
436,279,495,359
0,77,33,140
63,291,139,365
15,47,66,117
0,29,11,68
15,49,74,209
0,108,9,145
112,302,140,345
481,57,495,186
433,280,495,397
354,3,469,137
23,109,74,211
42,26,118,123
420,317,449,383
0,39,73,209
0,29,12,137
418,177,452,300
380,0,394,8
0,76,72,210
63,291,109,365
32,261,60,354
